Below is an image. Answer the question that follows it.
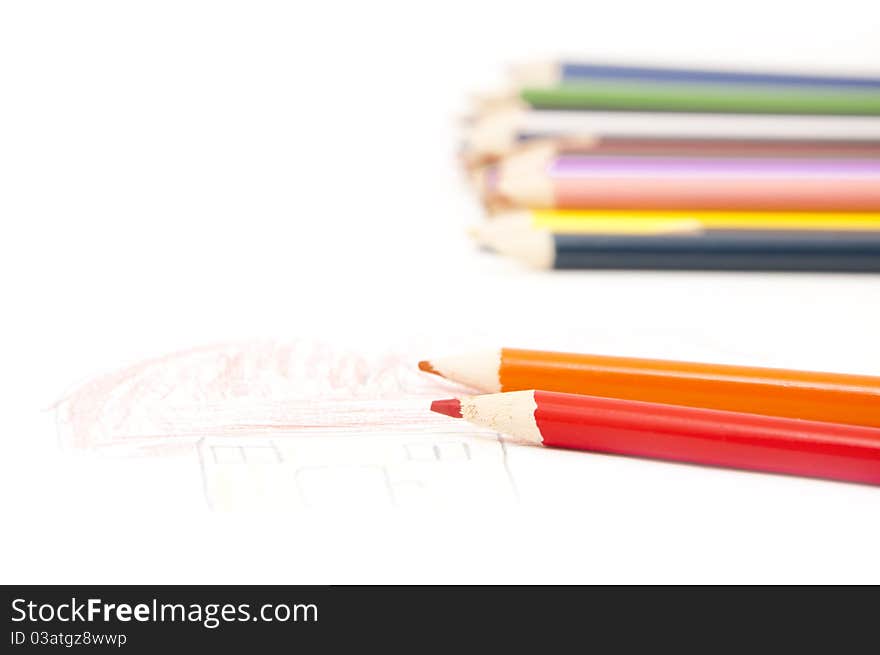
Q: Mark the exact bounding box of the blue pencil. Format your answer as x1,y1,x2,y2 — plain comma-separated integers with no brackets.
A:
512,60,880,90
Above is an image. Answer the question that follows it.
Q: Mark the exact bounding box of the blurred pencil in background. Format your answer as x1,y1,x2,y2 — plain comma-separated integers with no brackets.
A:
508,60,880,89
482,230,880,271
474,147,880,211
461,59,880,271
470,210,880,248
495,81,880,114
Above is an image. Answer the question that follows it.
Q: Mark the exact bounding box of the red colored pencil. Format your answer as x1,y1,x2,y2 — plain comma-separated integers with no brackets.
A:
430,390,880,486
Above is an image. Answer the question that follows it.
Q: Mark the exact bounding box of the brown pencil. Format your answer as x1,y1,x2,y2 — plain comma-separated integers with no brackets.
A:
460,108,880,163
492,137,880,162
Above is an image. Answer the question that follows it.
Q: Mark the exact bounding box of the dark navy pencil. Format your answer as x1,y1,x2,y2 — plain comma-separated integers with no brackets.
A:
489,229,880,272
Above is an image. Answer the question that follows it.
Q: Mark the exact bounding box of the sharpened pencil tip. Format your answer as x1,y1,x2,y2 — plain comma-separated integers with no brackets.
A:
430,398,462,419
418,360,439,375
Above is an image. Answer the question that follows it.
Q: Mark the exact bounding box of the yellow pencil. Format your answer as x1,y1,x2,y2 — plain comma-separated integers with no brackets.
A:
469,217,702,244
470,209,880,249
536,209,880,231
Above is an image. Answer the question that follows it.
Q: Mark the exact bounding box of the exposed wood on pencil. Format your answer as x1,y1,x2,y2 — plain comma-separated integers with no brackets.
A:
475,146,880,210
470,210,880,248
431,390,880,486
508,60,880,90
421,349,880,428
461,108,880,162
484,229,880,271
515,81,880,115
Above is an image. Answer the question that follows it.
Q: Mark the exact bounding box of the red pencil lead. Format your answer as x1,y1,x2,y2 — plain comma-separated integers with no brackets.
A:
430,398,462,419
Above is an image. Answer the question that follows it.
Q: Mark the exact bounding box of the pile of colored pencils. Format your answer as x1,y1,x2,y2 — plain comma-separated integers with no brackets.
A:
461,60,880,271
422,349,880,486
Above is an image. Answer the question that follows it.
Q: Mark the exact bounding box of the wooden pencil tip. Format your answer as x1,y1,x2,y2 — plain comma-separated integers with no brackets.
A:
430,398,462,419
418,360,440,375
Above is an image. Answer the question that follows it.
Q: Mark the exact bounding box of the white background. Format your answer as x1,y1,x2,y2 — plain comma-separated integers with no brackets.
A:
2,0,880,583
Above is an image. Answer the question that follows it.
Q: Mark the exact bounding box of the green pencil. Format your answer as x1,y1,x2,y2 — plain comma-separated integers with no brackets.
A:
519,81,880,116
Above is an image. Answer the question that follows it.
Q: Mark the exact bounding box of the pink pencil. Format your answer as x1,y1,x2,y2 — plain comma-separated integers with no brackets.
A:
477,148,880,210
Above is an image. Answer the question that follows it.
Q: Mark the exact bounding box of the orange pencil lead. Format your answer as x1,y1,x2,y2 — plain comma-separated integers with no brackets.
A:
418,360,440,375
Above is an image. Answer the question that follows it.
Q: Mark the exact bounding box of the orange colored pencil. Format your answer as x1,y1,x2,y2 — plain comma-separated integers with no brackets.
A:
418,349,880,428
